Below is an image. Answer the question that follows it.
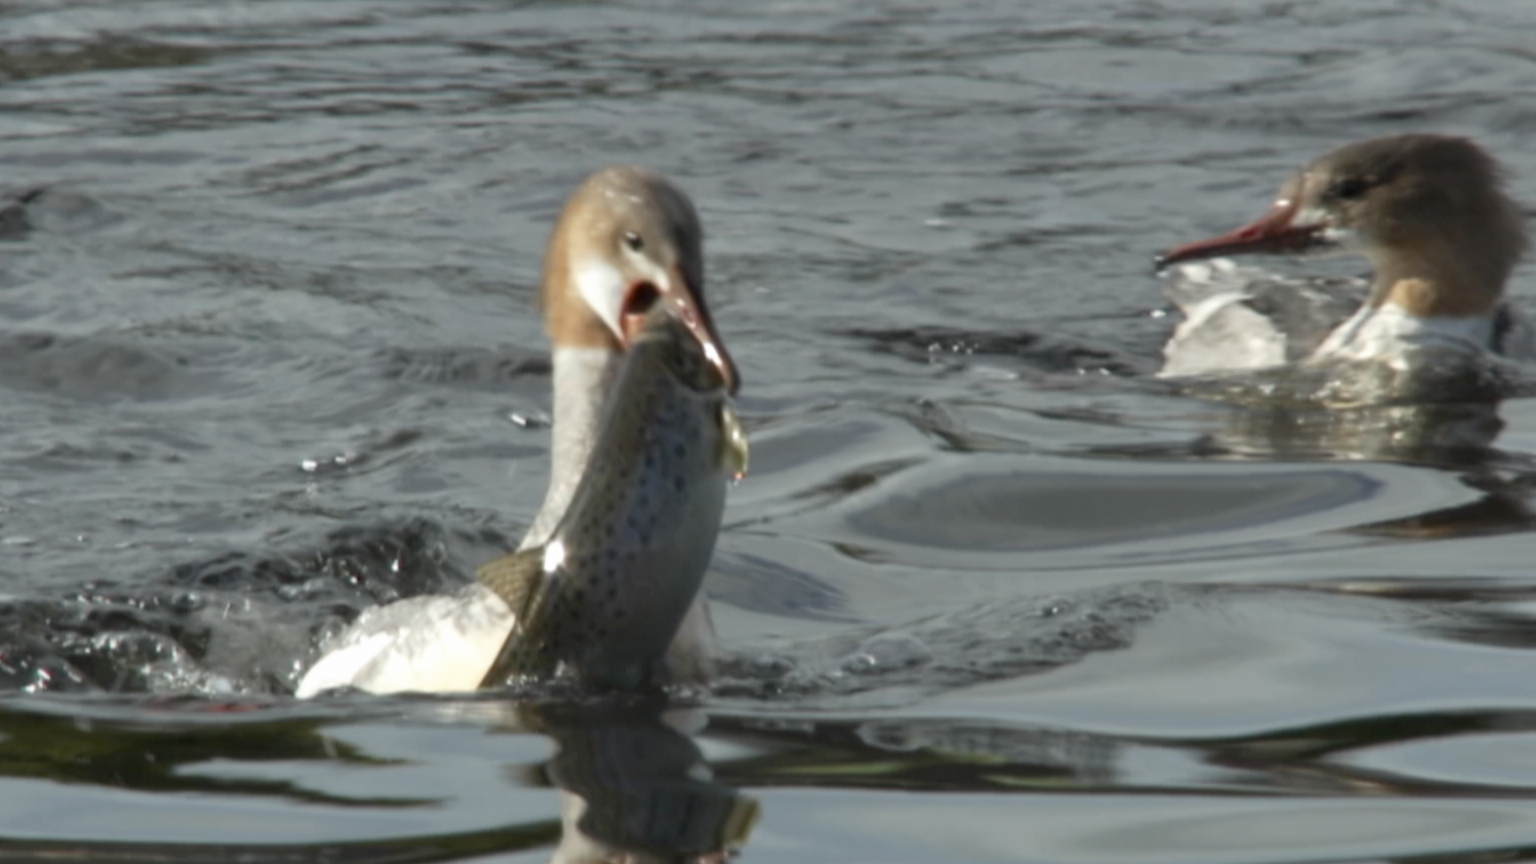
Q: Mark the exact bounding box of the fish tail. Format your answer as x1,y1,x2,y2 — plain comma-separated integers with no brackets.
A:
476,548,559,687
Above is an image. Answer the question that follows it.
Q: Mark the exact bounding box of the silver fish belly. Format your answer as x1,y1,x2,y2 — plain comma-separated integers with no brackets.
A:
478,309,746,690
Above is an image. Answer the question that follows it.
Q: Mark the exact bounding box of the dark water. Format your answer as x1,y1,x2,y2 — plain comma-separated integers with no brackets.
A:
6,1,1536,861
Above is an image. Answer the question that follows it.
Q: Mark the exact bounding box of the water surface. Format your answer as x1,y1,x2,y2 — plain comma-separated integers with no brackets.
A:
5,1,1536,861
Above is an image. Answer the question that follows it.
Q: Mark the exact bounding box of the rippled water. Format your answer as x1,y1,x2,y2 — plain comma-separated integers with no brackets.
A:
6,1,1536,861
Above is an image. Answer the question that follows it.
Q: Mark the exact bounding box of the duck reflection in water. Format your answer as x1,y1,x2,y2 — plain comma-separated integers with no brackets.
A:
1141,342,1536,550
0,697,759,864
514,701,759,864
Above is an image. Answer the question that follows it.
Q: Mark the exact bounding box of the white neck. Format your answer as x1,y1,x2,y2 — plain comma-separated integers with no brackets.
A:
519,345,621,550
1310,302,1495,363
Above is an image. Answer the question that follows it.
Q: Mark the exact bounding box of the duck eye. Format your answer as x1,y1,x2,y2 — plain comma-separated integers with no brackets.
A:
1330,177,1371,201
623,231,644,252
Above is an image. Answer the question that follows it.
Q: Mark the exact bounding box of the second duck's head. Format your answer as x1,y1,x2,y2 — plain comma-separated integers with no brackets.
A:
1158,135,1526,313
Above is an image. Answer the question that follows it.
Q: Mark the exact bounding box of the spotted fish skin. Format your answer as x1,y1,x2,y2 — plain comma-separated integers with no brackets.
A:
478,307,742,690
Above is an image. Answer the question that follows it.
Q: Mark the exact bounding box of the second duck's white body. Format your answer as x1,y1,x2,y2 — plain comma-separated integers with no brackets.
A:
1156,135,1530,379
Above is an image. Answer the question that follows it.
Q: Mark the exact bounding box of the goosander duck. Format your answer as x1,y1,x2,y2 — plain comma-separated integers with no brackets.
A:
296,166,739,697
1155,134,1531,377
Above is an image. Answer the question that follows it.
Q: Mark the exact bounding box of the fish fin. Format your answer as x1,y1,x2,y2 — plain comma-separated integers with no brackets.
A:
475,548,543,612
719,402,749,481
476,548,559,689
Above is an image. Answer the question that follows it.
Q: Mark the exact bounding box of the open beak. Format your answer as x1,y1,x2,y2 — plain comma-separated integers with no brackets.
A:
1154,196,1325,271
619,266,740,395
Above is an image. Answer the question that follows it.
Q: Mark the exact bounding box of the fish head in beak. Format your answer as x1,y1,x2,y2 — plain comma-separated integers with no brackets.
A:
554,166,740,394
616,260,739,395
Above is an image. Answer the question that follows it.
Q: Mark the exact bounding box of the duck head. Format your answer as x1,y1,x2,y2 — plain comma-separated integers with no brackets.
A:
543,166,738,393
1158,135,1526,316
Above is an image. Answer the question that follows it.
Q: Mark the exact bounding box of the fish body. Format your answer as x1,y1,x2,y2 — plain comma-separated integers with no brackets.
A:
478,307,746,690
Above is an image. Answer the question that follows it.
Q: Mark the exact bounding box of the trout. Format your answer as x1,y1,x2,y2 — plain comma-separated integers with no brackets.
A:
476,305,747,689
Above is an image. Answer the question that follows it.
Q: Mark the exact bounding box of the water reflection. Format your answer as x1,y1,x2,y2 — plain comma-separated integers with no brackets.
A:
1169,382,1536,544
712,582,1169,706
518,701,759,864
0,696,756,864
0,39,208,82
1179,394,1509,469
808,452,1481,578
712,707,1536,801
7,675,1536,863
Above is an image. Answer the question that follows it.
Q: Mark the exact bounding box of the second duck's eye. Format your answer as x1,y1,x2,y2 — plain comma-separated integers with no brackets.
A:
1329,177,1372,201
623,231,644,252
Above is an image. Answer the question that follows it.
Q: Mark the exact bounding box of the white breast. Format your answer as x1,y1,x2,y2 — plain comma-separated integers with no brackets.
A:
1310,303,1495,364
294,583,513,697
